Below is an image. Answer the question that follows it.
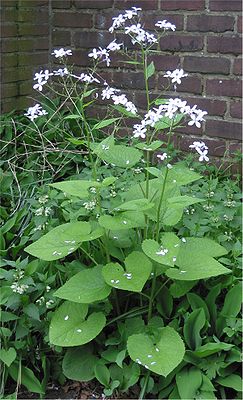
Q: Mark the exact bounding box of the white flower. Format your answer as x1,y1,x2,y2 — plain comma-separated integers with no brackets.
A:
112,94,128,105
155,20,176,31
83,200,96,211
51,48,72,58
198,149,209,162
109,14,127,32
107,39,123,51
133,123,147,139
11,282,29,294
125,101,137,114
77,73,100,84
188,109,208,128
24,104,48,122
157,153,167,161
164,69,188,85
53,67,69,77
189,141,209,162
35,207,44,216
101,86,118,100
88,47,111,66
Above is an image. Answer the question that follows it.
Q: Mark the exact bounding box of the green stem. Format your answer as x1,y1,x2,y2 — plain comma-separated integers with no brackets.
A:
79,245,98,265
139,370,150,399
147,269,157,321
106,306,148,326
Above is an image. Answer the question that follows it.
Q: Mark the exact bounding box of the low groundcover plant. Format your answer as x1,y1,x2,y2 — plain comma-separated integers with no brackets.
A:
2,6,241,400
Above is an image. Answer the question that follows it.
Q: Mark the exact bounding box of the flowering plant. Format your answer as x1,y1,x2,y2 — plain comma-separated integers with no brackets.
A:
18,7,239,398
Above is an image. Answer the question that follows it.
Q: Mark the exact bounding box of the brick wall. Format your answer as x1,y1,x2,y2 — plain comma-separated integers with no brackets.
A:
1,0,242,158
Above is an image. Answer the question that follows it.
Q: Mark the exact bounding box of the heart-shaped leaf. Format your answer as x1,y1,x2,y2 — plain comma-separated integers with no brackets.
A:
127,327,185,376
0,348,16,367
99,212,145,231
49,301,106,347
98,144,141,168
102,251,152,292
113,198,154,212
50,180,100,198
54,266,111,303
142,233,180,267
62,345,98,381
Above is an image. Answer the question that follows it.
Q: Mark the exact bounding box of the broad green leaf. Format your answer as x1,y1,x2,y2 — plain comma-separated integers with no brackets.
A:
135,140,163,152
102,176,117,187
167,195,203,208
169,281,197,298
127,327,185,376
176,367,202,399
64,114,82,120
1,311,18,322
112,104,139,117
93,118,119,130
193,342,233,358
50,180,100,198
0,348,16,367
25,222,103,261
9,363,44,394
216,283,242,337
98,144,141,168
62,345,97,381
187,293,210,321
92,135,115,155
183,308,205,350
99,212,145,230
23,304,40,321
166,237,230,281
114,198,154,212
94,364,110,387
142,233,180,267
166,164,202,186
54,266,111,303
154,113,183,130
102,251,152,292
49,301,106,347
146,61,155,79
216,375,242,392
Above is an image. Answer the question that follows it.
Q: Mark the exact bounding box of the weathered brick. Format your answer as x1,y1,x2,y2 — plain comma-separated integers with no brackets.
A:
1,0,18,6
179,135,226,157
52,0,71,8
1,8,18,22
160,35,203,52
187,15,234,32
1,53,18,68
17,9,48,23
206,119,242,140
18,24,49,36
152,54,180,71
52,30,71,46
112,71,155,90
160,0,205,10
185,97,227,116
158,76,202,94
18,52,49,66
1,83,18,99
184,56,230,74
233,58,242,75
207,36,242,55
229,142,242,154
142,13,184,30
18,0,48,6
19,81,33,96
1,39,19,53
230,101,242,118
53,12,93,28
1,24,18,37
75,0,113,8
237,16,242,33
73,31,111,48
114,0,158,10
209,0,242,11
71,49,92,67
206,79,242,98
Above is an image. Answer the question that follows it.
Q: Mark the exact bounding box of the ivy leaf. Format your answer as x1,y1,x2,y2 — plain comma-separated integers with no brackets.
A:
62,345,98,381
50,180,100,198
127,327,185,376
142,233,181,267
102,251,152,292
49,301,106,347
54,266,111,303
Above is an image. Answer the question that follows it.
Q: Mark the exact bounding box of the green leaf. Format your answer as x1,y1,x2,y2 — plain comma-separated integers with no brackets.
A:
135,140,163,152
183,308,205,350
146,61,155,79
102,251,152,292
167,195,203,209
142,233,181,267
99,212,145,230
49,301,106,347
193,342,234,358
166,163,202,186
50,180,100,198
93,118,119,130
166,237,230,281
54,266,111,303
9,363,44,394
25,221,102,261
0,348,16,367
114,198,154,212
112,104,139,117
102,176,117,187
176,367,202,399
169,281,197,298
62,345,97,381
23,304,40,321
220,283,242,318
216,375,242,392
98,144,141,168
64,114,82,120
127,327,185,376
94,364,110,387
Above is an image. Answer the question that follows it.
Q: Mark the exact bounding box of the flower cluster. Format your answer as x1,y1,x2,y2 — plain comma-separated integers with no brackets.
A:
155,20,176,31
124,23,157,46
189,141,209,162
164,68,188,86
33,69,53,91
88,39,123,66
51,48,72,58
101,84,137,114
24,104,48,122
109,7,142,32
133,98,208,139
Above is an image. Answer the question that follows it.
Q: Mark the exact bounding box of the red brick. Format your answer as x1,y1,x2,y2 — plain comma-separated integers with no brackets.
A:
230,101,242,119
152,54,180,71
207,36,242,55
134,91,159,109
95,13,114,30
233,59,242,75
52,0,71,8
187,15,234,32
17,10,48,23
114,0,158,10
209,0,242,11
160,0,205,10
237,16,242,33
53,12,93,28
184,56,230,75
158,76,202,95
112,71,155,90
71,49,92,67
206,79,242,98
75,0,113,8
206,119,242,140
179,135,226,157
229,142,242,154
160,35,203,52
185,97,227,116
73,31,111,48
52,30,71,46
